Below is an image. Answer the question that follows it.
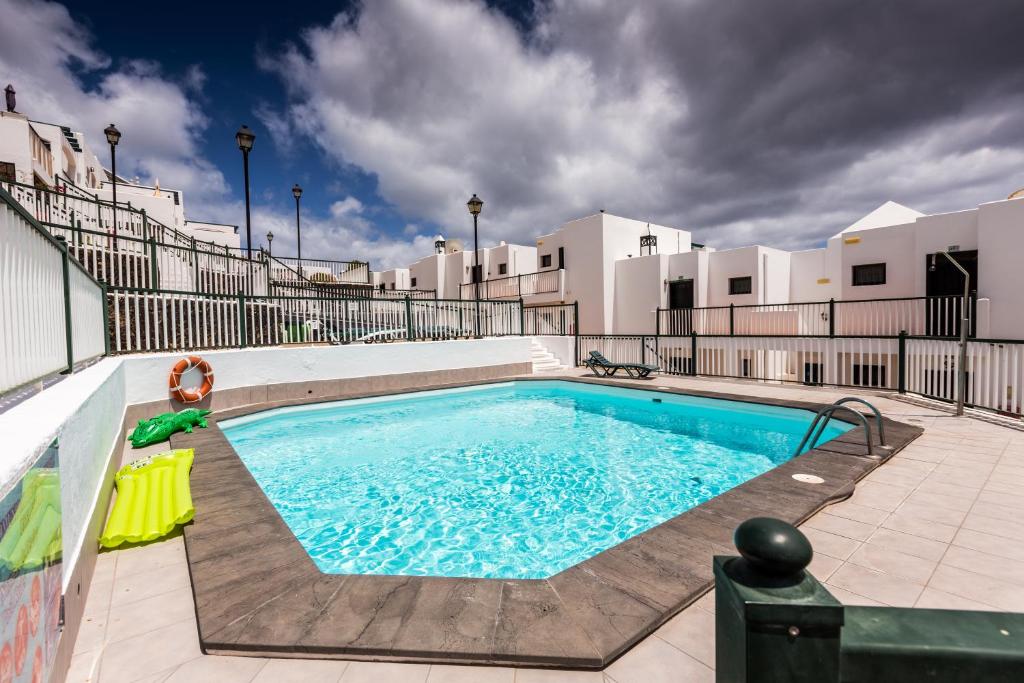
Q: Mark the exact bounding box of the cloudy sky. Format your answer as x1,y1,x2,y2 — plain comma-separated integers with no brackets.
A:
2,0,1022,268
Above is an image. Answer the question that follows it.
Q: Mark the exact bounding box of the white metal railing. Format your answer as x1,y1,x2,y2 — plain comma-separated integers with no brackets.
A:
69,266,106,363
658,295,975,338
907,338,1024,417
460,269,563,300
1,186,106,394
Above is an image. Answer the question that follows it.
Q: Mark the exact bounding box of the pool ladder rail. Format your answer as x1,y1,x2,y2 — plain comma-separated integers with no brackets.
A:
795,397,893,458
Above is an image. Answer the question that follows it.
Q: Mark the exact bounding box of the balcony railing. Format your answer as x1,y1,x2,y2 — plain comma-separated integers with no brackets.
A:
460,269,562,300
657,295,976,338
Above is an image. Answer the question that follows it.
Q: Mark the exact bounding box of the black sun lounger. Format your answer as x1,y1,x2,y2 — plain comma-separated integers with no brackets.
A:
585,350,660,378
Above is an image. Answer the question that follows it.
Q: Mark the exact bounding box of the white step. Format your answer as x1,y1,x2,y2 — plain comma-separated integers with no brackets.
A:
529,338,568,373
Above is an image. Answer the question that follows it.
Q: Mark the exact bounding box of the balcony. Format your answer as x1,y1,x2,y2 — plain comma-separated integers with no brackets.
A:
460,269,564,301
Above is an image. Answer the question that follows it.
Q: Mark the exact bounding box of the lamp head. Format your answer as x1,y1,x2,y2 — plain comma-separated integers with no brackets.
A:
104,123,121,146
235,125,255,152
292,184,302,199
466,193,483,216
267,231,274,243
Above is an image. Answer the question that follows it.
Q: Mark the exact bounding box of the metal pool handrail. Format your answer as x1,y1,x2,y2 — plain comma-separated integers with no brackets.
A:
795,398,884,457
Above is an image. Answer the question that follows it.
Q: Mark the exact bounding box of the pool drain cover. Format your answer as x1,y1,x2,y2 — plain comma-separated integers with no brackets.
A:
792,473,825,484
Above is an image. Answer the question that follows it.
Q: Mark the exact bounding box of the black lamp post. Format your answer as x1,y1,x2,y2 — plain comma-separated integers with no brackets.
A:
292,184,303,277
236,125,255,293
467,194,483,337
104,123,121,238
235,125,255,258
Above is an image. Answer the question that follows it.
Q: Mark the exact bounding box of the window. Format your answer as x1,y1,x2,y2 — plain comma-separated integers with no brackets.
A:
498,263,507,275
558,247,565,269
389,282,395,290
0,161,14,183
410,277,417,287
853,364,887,387
852,263,886,286
471,264,483,283
728,276,752,295
541,254,552,268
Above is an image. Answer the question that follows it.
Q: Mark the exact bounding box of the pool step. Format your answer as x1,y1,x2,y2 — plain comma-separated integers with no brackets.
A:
530,339,568,373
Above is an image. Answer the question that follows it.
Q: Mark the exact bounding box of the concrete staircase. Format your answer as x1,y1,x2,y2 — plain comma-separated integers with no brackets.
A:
531,338,568,373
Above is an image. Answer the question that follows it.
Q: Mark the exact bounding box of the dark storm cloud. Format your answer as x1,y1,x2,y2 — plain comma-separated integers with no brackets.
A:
267,0,1024,251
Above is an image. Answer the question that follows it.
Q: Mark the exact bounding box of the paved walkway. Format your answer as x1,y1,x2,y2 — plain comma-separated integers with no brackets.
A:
67,375,1024,683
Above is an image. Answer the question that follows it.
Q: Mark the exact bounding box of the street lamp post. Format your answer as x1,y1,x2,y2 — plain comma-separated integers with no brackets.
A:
292,184,303,278
467,194,483,338
930,251,971,416
236,125,255,292
104,124,121,239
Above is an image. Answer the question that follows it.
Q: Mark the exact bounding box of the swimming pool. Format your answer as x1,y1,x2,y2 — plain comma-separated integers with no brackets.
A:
220,380,850,579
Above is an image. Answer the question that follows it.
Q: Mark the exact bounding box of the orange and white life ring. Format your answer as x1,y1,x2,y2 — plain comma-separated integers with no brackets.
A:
169,355,214,403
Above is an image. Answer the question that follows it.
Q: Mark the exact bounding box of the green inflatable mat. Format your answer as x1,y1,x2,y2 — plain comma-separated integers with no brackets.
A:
100,449,195,549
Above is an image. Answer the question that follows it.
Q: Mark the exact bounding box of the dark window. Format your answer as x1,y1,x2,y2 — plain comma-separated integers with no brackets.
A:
729,276,752,295
741,358,751,377
0,161,14,183
389,282,395,290
558,247,565,269
541,254,552,268
852,263,886,286
379,283,385,292
498,263,507,275
410,277,417,287
804,362,823,386
853,364,887,387
471,264,483,283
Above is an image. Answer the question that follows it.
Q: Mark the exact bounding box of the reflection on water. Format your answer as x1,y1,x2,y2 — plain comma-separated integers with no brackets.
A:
0,442,62,683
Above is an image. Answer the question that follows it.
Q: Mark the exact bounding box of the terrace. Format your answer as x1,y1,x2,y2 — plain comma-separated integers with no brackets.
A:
2,180,1023,683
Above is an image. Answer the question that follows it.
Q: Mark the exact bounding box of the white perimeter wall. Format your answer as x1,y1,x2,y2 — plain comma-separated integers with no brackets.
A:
0,338,532,591
0,360,125,590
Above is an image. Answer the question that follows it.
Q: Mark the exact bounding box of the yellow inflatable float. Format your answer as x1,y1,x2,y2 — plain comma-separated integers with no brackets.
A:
0,468,62,574
99,449,195,549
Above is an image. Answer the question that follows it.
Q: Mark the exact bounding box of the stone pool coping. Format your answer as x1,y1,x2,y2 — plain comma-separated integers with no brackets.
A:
170,376,922,669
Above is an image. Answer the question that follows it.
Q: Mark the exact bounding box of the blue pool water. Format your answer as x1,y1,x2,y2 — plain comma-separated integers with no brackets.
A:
221,381,850,579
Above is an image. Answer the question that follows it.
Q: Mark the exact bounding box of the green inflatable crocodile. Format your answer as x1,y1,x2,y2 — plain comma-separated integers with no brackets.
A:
129,409,211,448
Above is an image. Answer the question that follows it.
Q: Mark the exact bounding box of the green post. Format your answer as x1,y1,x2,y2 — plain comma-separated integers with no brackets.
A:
690,332,698,375
573,302,580,365
141,208,149,241
191,237,200,293
519,297,526,336
148,237,159,289
715,518,843,683
655,307,661,337
238,293,247,348
898,331,907,394
829,298,835,337
405,295,414,341
101,282,110,356
56,236,74,374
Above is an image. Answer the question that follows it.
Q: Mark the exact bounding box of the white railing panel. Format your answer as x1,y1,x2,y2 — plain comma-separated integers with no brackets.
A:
0,201,67,392
69,266,105,363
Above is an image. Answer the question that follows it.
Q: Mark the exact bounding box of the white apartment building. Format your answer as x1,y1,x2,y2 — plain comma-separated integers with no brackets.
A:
393,193,1024,338
0,96,240,249
400,236,537,299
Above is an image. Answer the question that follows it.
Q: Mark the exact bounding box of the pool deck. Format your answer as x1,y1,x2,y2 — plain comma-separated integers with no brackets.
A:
68,372,1024,683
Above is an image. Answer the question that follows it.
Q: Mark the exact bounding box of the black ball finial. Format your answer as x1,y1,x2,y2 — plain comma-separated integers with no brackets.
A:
734,517,813,577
